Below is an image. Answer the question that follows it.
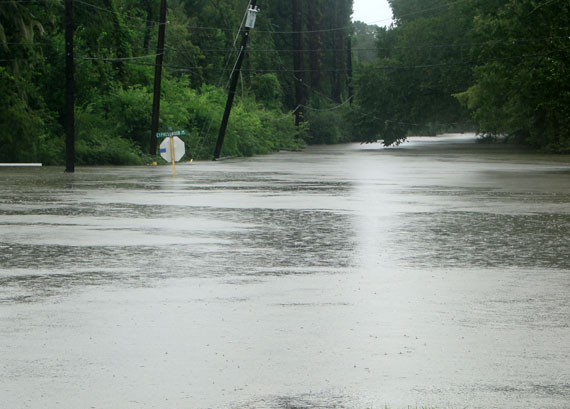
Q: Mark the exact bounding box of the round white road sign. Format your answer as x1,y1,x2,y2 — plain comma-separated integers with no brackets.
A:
159,137,185,162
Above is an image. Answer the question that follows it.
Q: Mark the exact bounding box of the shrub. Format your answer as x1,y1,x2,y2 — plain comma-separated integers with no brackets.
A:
75,108,147,165
304,97,353,144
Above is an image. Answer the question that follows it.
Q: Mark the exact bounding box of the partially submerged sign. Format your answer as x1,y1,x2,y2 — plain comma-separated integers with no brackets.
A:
156,129,187,176
159,136,185,163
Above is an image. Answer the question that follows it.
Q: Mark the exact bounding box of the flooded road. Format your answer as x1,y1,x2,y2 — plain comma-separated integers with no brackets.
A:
1,134,569,409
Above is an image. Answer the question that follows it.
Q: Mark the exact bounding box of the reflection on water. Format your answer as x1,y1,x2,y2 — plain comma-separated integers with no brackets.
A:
399,211,570,269
235,392,355,409
1,134,569,408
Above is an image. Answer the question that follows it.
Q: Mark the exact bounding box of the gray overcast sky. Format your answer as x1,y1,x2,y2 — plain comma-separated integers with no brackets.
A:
352,0,393,26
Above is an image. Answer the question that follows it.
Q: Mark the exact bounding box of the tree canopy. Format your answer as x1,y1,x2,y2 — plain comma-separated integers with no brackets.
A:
0,0,354,164
352,0,570,152
1,0,568,165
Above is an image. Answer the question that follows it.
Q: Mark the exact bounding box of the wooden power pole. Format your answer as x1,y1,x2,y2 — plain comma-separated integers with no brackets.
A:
346,35,353,104
150,0,167,156
65,0,75,173
292,0,306,126
213,0,258,160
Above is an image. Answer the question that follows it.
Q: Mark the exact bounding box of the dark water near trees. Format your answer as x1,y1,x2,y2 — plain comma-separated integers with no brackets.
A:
1,134,569,409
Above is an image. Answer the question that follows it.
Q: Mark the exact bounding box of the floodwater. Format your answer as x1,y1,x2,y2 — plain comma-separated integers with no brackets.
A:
1,134,569,409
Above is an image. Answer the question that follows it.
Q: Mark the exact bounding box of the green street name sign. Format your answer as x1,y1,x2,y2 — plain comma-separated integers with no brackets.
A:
156,130,187,138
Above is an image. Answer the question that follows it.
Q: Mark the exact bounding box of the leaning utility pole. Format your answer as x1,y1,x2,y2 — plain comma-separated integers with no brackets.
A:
149,0,167,156
65,0,75,173
213,1,258,160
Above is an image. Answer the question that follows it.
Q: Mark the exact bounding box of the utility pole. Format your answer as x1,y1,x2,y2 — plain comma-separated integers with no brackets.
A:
150,0,167,156
346,35,353,104
292,0,306,126
213,0,258,160
65,0,75,173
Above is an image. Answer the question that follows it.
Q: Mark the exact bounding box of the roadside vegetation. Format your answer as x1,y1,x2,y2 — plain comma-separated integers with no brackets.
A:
354,0,570,152
1,0,568,165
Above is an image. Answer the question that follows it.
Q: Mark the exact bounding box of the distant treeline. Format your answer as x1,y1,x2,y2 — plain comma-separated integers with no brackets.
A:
355,0,570,152
1,0,568,165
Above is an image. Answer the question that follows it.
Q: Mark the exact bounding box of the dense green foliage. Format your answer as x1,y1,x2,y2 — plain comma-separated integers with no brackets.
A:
457,0,570,152
0,0,353,164
2,0,569,165
353,0,480,145
352,0,570,152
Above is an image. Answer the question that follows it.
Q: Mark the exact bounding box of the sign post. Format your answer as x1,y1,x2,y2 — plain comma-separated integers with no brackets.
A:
157,130,186,176
169,136,176,176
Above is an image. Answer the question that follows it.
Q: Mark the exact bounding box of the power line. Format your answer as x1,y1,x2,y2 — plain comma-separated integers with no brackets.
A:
3,34,567,54
265,104,301,122
69,0,470,36
233,0,251,48
34,0,570,44
301,97,352,112
78,46,565,73
349,106,474,128
0,0,53,3
180,29,458,128
79,53,160,62
74,0,162,25
180,0,473,34
0,0,464,37
2,42,49,46
4,45,566,69
250,55,471,130
0,57,52,62
158,35,569,55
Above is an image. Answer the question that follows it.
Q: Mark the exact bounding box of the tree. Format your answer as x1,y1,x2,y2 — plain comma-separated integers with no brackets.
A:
352,21,379,65
457,0,570,152
353,0,475,145
0,0,63,163
0,0,359,164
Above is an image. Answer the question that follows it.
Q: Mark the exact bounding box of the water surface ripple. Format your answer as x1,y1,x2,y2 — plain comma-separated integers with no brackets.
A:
1,135,569,409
